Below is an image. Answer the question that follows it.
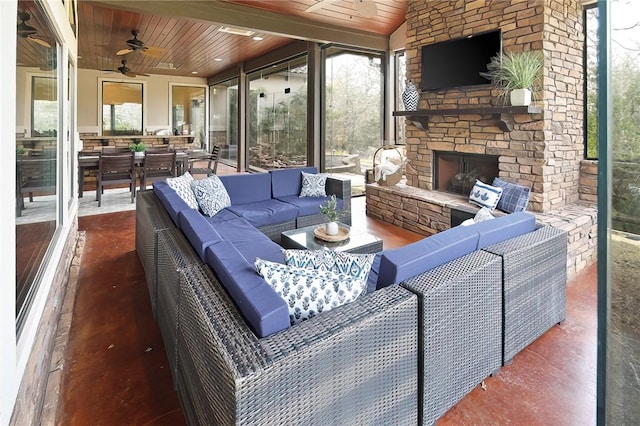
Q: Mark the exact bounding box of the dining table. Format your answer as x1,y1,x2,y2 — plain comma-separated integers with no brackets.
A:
77,150,203,197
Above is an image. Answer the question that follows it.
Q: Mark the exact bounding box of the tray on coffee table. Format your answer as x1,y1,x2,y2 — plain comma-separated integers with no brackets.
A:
281,222,382,254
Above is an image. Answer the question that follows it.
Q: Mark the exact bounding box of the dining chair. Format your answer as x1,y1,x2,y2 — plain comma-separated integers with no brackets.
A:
140,151,177,190
16,157,57,216
188,145,220,177
97,151,136,207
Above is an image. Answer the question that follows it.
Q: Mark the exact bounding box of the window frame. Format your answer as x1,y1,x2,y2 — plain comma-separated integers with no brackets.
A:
97,77,147,136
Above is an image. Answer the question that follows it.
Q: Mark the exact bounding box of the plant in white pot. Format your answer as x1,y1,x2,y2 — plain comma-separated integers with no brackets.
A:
480,50,543,106
319,195,341,236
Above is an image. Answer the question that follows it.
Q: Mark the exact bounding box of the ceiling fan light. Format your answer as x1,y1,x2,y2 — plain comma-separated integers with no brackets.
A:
218,26,255,37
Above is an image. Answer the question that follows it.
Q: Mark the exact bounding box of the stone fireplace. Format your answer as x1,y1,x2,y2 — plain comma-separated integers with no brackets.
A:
366,1,598,278
434,152,499,195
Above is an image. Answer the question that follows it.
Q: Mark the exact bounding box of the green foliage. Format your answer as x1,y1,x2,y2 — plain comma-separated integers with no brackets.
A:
480,50,543,100
129,142,146,152
319,195,339,222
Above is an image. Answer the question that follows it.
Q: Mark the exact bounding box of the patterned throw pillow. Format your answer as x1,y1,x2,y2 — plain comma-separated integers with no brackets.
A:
166,172,198,209
492,177,531,213
191,175,231,217
282,249,375,282
299,171,327,197
254,258,366,325
469,180,503,210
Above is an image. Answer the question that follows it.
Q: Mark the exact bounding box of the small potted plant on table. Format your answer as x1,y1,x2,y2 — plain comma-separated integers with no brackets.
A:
129,142,146,158
480,50,543,106
319,195,340,236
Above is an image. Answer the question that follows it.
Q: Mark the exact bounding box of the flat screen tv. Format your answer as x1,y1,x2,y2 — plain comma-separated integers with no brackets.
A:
420,30,502,91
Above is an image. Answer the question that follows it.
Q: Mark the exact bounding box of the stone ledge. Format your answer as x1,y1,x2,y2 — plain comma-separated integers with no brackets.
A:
366,183,597,279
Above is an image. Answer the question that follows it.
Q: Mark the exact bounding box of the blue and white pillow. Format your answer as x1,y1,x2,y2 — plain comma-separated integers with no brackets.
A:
191,175,231,217
282,249,374,282
469,180,503,211
254,258,366,325
492,177,531,213
166,172,198,209
299,171,327,197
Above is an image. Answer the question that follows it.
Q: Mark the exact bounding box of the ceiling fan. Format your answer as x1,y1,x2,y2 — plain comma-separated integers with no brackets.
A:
116,30,167,58
102,60,150,78
17,11,51,48
305,0,378,18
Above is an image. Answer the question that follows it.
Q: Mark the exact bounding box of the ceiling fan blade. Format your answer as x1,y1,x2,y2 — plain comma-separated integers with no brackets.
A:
28,35,51,48
353,0,377,18
305,0,339,13
116,48,133,56
140,46,168,59
124,71,137,78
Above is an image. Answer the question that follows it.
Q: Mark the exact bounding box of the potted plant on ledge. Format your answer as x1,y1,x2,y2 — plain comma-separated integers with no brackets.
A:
480,50,543,106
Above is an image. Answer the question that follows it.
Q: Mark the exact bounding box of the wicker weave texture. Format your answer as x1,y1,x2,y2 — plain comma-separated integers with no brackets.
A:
135,190,174,317
156,228,203,382
483,225,568,364
258,219,296,243
402,250,502,425
177,262,418,425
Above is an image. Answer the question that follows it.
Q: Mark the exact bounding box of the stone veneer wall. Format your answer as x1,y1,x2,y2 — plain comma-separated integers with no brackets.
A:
403,0,584,213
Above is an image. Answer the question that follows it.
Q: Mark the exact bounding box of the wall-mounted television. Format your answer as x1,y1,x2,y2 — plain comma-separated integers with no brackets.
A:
420,30,502,91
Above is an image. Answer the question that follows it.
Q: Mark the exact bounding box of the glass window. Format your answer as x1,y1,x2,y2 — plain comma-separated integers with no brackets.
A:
395,50,407,145
102,81,143,135
323,47,385,196
210,79,238,165
171,85,207,148
585,4,598,159
248,56,308,170
16,1,59,330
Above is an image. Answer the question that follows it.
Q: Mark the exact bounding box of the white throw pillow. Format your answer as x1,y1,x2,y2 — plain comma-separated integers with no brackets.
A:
282,249,374,282
469,180,503,210
299,171,327,197
166,172,198,209
254,258,366,325
191,175,231,217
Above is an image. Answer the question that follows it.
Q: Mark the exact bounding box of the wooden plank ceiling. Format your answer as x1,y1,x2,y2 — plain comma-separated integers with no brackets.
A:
73,0,406,78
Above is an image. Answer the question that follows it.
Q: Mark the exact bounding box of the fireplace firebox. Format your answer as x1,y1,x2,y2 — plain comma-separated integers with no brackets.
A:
434,152,499,195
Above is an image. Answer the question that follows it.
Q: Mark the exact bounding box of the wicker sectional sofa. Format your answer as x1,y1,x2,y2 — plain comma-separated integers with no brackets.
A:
135,167,568,425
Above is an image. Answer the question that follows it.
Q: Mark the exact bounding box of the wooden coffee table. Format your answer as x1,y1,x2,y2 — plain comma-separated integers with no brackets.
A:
281,222,383,254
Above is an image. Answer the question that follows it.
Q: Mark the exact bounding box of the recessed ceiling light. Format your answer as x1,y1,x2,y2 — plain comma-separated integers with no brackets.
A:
191,71,198,74
214,58,223,62
253,36,264,41
218,26,255,37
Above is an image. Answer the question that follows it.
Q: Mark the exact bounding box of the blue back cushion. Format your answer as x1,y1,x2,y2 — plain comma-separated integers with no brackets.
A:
153,180,191,226
474,211,536,249
276,195,344,217
377,226,480,288
219,173,272,205
270,167,318,198
178,209,223,261
205,241,290,338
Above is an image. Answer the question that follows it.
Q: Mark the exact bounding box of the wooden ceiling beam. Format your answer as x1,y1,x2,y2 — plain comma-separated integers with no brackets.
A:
90,0,389,51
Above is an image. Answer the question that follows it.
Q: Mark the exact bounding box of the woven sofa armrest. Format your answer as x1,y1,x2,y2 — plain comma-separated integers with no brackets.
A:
400,250,503,425
326,176,351,225
177,263,418,425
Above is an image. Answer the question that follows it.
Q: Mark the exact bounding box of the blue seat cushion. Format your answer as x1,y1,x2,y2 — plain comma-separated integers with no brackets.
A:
205,241,290,338
377,225,480,288
206,207,241,224
219,173,272,205
212,217,284,264
473,211,536,249
366,252,383,294
178,209,223,261
276,195,345,217
226,199,299,228
153,180,192,226
270,167,318,198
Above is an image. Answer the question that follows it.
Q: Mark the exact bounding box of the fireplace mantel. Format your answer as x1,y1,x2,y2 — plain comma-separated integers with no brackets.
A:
393,105,542,132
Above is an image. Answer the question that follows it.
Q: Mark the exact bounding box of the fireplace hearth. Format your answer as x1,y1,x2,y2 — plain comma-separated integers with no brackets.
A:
434,152,499,195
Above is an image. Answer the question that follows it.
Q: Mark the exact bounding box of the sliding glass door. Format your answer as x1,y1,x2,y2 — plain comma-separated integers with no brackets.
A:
323,47,384,196
210,79,238,166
